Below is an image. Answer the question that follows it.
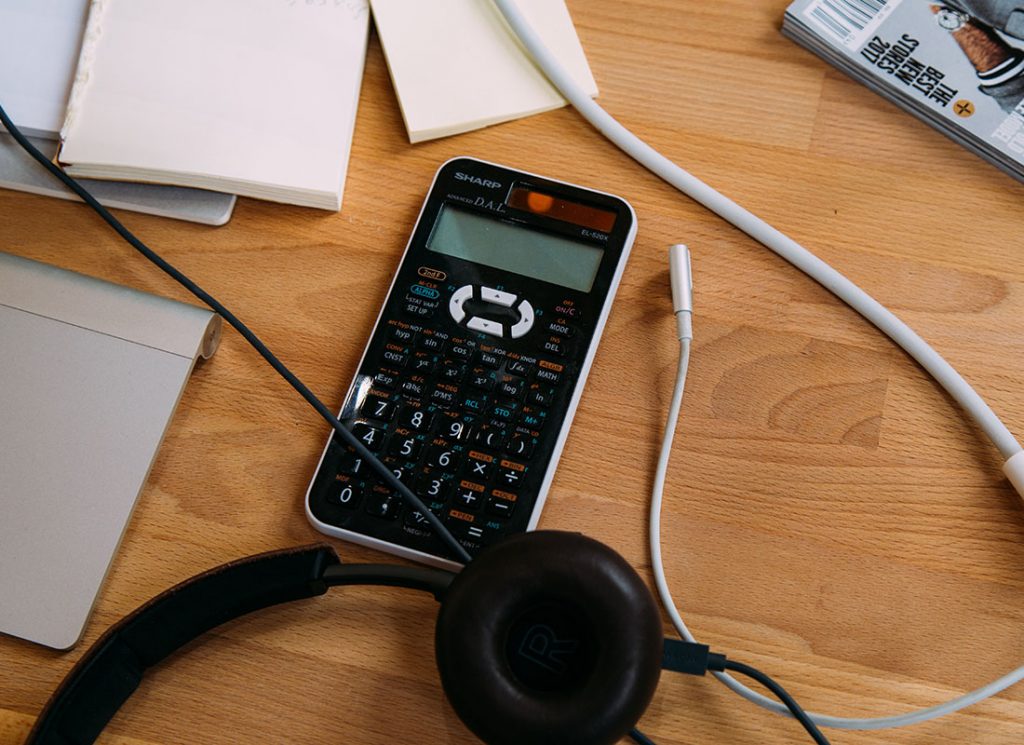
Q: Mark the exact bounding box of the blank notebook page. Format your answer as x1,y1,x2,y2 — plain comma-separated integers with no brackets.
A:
0,0,89,138
59,0,370,210
370,0,598,143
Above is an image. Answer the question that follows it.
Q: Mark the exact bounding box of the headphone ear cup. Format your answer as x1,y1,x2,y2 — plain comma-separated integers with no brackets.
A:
435,531,663,745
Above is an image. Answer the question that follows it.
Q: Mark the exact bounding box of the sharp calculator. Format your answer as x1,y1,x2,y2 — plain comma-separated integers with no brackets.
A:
306,157,636,567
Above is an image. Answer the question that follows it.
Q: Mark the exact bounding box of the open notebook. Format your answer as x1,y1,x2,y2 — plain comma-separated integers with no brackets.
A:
0,0,236,225
59,0,371,210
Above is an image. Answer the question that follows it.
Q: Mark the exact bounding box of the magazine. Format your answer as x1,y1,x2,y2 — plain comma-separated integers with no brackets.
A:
782,0,1024,182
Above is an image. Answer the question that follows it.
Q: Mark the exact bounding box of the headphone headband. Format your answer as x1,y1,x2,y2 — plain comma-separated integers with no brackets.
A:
28,544,453,745
28,533,669,745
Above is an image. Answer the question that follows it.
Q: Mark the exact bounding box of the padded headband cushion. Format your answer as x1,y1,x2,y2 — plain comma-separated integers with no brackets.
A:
27,544,341,745
434,531,664,745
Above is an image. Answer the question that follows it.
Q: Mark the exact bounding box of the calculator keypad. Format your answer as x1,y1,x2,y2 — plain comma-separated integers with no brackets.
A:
312,312,575,561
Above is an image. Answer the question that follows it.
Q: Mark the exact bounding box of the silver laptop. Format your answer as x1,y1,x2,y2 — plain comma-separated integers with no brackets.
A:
0,253,221,649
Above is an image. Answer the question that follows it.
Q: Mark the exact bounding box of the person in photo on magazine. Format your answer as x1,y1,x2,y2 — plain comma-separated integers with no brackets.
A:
932,0,1024,111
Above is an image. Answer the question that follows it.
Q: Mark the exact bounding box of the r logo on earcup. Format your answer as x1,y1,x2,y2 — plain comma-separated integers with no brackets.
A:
505,601,595,693
517,623,579,674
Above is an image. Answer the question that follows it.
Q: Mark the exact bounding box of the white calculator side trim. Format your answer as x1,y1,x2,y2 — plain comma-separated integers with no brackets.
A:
305,156,636,571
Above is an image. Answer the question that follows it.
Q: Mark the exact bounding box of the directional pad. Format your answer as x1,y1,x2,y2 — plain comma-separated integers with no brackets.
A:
448,285,535,339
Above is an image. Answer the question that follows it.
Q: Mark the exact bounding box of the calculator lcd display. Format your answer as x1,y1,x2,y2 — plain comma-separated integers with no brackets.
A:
427,206,604,293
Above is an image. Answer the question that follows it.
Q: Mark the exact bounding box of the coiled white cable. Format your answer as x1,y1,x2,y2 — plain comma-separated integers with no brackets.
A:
657,245,1024,729
656,245,1024,729
494,0,1024,730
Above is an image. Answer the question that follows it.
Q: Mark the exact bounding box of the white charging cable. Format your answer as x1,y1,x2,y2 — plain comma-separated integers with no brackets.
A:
493,0,1024,730
656,246,1024,729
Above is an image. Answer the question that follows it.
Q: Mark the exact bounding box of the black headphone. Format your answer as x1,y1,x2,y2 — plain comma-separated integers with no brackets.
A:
28,531,674,745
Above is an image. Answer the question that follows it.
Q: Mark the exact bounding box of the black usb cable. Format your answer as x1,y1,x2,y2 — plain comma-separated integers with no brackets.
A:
633,640,831,745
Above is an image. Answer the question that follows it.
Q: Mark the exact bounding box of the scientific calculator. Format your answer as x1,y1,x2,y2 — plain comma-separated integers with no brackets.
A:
306,157,636,566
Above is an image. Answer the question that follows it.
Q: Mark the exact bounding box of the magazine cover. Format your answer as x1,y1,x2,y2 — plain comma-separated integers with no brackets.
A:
784,0,1024,175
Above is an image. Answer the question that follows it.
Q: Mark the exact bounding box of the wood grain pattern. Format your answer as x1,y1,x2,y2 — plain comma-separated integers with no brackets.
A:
3,1,1024,742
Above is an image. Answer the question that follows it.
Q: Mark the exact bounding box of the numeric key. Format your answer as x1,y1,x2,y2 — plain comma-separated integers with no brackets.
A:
426,444,461,472
401,407,434,431
338,450,366,475
351,423,384,452
389,433,422,460
437,415,469,441
327,476,362,508
415,474,451,501
361,395,395,421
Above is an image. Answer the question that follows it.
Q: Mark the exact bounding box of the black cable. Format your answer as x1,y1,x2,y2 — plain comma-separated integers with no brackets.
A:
720,659,831,745
628,727,657,744
0,101,472,565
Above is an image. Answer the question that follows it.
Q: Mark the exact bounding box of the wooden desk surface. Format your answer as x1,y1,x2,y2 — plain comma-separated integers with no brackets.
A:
3,1,1024,743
